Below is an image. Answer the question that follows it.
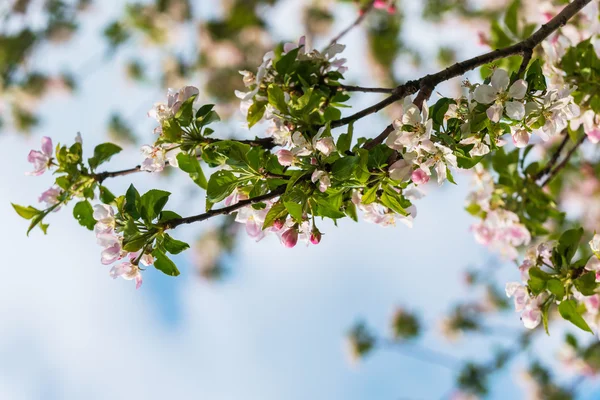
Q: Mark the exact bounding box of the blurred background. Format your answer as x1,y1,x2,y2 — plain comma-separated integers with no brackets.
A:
2,0,600,399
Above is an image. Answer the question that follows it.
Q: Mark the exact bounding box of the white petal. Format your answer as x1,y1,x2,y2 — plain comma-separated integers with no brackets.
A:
505,101,525,120
508,79,528,99
491,69,509,91
486,104,503,123
473,85,497,104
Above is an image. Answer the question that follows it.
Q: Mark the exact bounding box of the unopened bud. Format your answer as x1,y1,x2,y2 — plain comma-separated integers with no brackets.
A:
281,228,298,248
310,230,321,245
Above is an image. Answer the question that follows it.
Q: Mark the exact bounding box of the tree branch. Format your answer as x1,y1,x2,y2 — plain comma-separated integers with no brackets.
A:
338,84,395,94
92,136,276,183
93,166,142,183
330,0,591,130
162,186,286,230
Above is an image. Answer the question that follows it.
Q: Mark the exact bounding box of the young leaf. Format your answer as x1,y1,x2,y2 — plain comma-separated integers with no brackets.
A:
574,271,597,296
124,184,141,220
177,153,207,189
162,233,190,255
88,143,122,170
337,122,354,154
267,85,288,114
546,278,565,299
247,102,266,128
73,201,96,230
263,202,288,229
526,59,547,91
284,201,304,222
152,249,180,277
558,299,593,333
12,203,40,220
206,170,239,203
99,185,116,204
139,189,171,223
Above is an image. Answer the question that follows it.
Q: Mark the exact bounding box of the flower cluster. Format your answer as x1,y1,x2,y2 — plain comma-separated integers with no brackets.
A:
93,204,152,289
386,97,457,185
505,230,600,332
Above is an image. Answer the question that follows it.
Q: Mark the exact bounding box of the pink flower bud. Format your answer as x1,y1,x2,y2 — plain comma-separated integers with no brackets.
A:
387,4,396,14
281,228,298,248
276,149,294,166
273,219,285,230
512,129,530,148
310,230,321,245
411,169,430,185
373,0,387,9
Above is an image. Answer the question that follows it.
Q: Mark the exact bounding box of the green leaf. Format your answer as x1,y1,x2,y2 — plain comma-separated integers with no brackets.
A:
263,202,288,229
206,170,239,203
139,189,171,223
546,278,565,299
284,201,303,221
331,156,358,181
162,233,190,255
430,98,454,126
158,210,182,223
337,122,353,154
323,106,341,122
574,271,597,296
123,233,147,252
361,185,379,205
99,185,116,204
195,104,214,119
177,153,207,189
275,47,300,76
88,143,122,170
526,59,547,91
445,167,457,185
124,184,141,219
73,201,96,230
267,85,288,114
152,249,180,277
557,228,583,265
247,102,266,128
504,0,520,36
12,203,40,220
175,95,197,126
558,299,593,333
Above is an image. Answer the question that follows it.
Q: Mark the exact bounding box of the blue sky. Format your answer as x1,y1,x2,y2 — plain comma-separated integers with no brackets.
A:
2,0,600,399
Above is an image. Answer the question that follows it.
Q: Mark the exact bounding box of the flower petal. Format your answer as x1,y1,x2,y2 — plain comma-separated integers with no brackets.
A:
491,69,509,91
505,101,525,120
473,85,497,104
508,79,528,99
486,104,503,123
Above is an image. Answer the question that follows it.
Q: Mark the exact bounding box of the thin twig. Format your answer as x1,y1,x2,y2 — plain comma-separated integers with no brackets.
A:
541,134,587,186
326,0,376,48
534,132,570,179
518,49,533,78
92,136,276,182
93,166,141,183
